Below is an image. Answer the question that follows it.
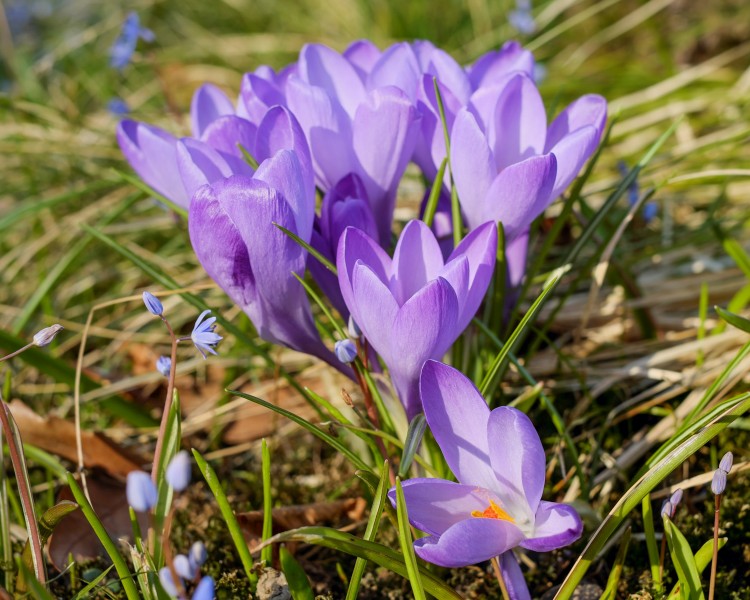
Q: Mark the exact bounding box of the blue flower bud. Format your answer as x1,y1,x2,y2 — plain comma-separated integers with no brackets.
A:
126,471,157,512
189,541,208,570
33,324,63,347
711,469,727,496
156,356,172,377
660,499,674,519
335,339,358,364
347,316,362,339
142,291,164,316
669,488,683,509
192,576,215,600
158,566,179,596
719,451,733,474
173,553,196,580
166,451,191,492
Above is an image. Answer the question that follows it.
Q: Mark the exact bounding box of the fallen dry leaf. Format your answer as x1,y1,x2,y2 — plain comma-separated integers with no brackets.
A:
9,400,147,479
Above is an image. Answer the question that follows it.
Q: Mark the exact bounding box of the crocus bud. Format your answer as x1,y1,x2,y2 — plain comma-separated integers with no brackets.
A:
126,471,157,512
712,469,727,496
158,566,179,596
189,541,208,570
166,451,191,492
660,499,674,519
334,339,358,364
142,291,164,316
173,554,196,580
719,451,733,474
192,576,215,600
33,324,63,347
156,356,172,377
347,316,362,339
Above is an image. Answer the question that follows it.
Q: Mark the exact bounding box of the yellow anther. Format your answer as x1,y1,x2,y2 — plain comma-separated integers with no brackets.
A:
470,499,514,522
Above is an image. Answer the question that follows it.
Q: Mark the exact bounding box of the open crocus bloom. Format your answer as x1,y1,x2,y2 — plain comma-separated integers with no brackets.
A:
389,360,582,574
337,220,497,418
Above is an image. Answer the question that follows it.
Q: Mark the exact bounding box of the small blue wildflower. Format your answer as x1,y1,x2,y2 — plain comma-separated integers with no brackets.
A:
192,576,215,600
156,355,172,377
173,554,195,580
509,0,536,34
719,451,733,474
712,469,727,496
669,488,683,508
191,310,222,358
142,291,164,316
126,471,157,512
660,499,674,519
33,324,63,347
189,541,208,571
335,339,358,364
107,97,130,116
643,201,658,223
109,12,155,71
158,566,179,596
165,450,191,492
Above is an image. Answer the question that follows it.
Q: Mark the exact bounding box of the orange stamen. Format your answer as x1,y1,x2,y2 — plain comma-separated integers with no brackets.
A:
470,499,514,522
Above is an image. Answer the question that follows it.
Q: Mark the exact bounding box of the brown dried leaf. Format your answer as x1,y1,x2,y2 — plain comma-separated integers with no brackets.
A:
9,400,147,479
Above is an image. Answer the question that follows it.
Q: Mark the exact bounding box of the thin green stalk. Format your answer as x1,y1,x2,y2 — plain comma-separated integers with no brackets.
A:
261,439,273,565
708,494,721,600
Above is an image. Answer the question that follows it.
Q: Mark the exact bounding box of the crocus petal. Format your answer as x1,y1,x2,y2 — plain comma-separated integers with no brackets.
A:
545,94,607,151
387,478,495,536
237,71,287,123
391,220,445,305
286,76,353,190
521,501,583,552
350,261,399,355
367,42,422,100
420,360,498,490
450,109,496,231
201,115,258,161
298,43,366,117
547,125,600,200
491,73,546,171
351,86,418,245
188,183,258,310
487,407,546,515
176,138,246,199
344,40,382,79
446,221,498,330
417,43,471,105
484,153,557,240
467,41,535,91
413,517,525,568
438,256,470,324
414,75,462,179
499,552,532,600
191,83,234,138
505,231,529,288
117,120,189,207
337,226,392,324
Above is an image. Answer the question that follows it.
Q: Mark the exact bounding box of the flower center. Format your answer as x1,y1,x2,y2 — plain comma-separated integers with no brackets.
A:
471,499,515,523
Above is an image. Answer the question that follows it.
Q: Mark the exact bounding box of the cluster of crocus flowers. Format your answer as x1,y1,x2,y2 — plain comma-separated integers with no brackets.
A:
118,38,606,416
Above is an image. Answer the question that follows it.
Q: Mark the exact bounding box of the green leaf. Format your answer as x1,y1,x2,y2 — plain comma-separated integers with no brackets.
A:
152,391,181,567
114,169,188,217
663,516,704,600
230,389,371,472
395,478,426,600
600,527,631,600
642,496,662,592
554,391,750,599
17,562,55,600
261,526,463,600
346,461,390,600
70,564,115,600
275,222,337,275
715,306,750,335
398,415,426,479
280,546,315,600
261,439,273,565
422,157,449,228
65,474,141,600
667,538,726,599
192,449,258,587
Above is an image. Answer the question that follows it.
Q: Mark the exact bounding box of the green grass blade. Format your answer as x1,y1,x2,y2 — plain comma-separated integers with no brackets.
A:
715,306,750,335
70,564,115,600
275,223,337,275
600,527,631,600
667,538,726,599
261,526,463,600
642,496,661,592
152,391,181,567
192,449,258,587
230,389,371,472
346,460,389,600
280,545,315,600
554,392,750,599
261,439,273,565
398,415,426,479
65,474,140,600
422,157,448,228
395,478,426,600
663,516,705,600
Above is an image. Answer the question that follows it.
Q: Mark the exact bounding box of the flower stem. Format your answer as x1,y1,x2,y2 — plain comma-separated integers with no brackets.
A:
491,556,511,600
152,316,179,484
0,343,34,363
708,494,722,600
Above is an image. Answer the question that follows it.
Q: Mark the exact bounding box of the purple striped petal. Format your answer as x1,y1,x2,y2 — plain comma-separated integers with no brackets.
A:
521,501,583,552
200,115,257,160
413,516,525,568
177,138,250,199
367,42,422,100
545,94,607,151
351,261,399,355
237,71,287,123
390,220,445,305
547,125,601,200
344,40,382,80
298,43,366,117
499,552,532,600
191,83,234,138
420,361,497,490
467,41,535,91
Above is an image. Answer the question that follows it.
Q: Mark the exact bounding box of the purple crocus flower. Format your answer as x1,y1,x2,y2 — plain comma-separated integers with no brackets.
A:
451,73,606,238
337,220,497,417
117,83,236,209
286,43,419,245
389,360,582,593
236,63,296,124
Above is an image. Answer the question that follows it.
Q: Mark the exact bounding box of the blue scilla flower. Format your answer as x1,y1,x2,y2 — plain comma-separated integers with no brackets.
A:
191,310,222,358
109,12,155,70
192,576,215,600
166,451,191,492
156,355,172,377
107,97,130,116
143,291,164,316
189,541,208,571
126,470,157,512
334,339,358,364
